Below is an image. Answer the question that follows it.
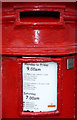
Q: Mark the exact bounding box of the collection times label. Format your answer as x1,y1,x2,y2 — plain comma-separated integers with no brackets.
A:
22,62,57,112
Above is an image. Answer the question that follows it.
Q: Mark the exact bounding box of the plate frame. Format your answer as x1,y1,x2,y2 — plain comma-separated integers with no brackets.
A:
17,57,62,117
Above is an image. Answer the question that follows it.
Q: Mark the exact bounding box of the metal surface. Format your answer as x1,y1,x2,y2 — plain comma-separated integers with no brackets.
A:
2,2,76,55
67,58,74,70
1,2,76,119
2,56,75,118
17,57,61,116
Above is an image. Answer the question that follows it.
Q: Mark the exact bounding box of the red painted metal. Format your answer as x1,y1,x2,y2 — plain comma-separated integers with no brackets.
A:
2,2,76,119
2,2,76,55
0,56,2,120
2,55,75,118
17,57,62,117
15,8,64,26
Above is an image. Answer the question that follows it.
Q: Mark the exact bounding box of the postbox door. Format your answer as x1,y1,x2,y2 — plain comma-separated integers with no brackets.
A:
17,57,62,117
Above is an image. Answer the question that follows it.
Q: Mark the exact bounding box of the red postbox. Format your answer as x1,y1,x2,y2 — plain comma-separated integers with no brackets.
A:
1,2,76,119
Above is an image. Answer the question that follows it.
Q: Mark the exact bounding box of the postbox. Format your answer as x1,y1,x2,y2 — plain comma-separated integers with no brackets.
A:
2,2,76,119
